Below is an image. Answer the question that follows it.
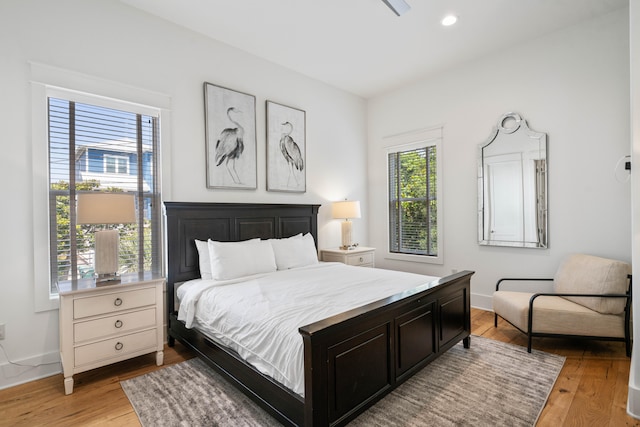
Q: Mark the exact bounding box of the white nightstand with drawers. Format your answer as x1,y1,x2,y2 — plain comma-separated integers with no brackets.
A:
320,247,375,268
57,273,164,394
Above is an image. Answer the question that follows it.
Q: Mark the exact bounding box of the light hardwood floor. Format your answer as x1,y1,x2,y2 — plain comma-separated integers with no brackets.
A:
1,308,638,426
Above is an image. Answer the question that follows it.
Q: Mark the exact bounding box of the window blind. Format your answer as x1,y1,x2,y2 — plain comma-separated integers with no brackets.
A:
388,145,437,256
48,97,161,289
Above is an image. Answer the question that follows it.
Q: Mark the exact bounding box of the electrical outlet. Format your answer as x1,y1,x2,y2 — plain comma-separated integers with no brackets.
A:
0,323,5,340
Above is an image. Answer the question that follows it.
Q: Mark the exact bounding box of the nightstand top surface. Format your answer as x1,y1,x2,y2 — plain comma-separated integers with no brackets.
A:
321,246,375,255
56,271,164,295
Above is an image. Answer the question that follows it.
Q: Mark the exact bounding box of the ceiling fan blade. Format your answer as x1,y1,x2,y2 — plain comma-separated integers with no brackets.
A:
382,0,411,16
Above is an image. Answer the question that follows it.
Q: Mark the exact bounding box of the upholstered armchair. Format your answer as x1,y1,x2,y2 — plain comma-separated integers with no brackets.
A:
492,254,632,356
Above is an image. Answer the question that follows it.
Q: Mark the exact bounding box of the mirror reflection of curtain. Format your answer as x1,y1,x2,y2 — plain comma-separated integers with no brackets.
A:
535,159,547,246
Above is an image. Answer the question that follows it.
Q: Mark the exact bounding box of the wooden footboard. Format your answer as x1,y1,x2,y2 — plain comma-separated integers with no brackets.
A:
300,270,472,426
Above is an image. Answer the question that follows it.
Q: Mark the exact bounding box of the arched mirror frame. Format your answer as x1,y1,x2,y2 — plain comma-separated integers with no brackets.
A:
478,112,548,248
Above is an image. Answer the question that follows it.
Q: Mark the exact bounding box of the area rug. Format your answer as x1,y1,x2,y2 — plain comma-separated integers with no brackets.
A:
121,336,565,426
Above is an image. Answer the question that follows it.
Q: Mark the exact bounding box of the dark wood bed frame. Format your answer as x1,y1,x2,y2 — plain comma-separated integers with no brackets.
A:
165,202,474,427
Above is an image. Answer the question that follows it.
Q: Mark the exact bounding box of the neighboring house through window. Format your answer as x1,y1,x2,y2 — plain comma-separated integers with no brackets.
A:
386,127,442,264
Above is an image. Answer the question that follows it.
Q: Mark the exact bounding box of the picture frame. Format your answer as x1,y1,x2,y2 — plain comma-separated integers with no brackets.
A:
204,82,257,189
266,101,306,193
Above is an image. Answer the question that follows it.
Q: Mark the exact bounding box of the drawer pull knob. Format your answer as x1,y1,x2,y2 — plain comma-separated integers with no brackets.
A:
114,320,123,328
359,257,364,262
114,297,123,307
115,342,124,351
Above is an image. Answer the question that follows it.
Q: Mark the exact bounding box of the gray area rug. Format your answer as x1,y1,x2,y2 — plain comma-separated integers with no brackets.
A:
121,336,564,426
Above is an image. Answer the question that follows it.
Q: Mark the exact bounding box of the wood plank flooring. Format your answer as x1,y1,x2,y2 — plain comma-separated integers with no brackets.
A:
0,308,638,426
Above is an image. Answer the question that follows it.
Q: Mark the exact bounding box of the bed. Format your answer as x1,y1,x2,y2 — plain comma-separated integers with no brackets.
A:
165,202,474,426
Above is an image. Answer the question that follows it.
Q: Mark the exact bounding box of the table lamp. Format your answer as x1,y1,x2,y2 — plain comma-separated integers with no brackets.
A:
332,200,361,250
77,193,136,282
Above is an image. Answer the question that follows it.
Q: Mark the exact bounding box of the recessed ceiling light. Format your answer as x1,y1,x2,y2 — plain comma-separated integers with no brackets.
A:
441,15,458,26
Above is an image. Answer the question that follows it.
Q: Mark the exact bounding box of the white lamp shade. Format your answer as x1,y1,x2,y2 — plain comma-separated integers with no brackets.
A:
332,200,361,220
77,193,136,224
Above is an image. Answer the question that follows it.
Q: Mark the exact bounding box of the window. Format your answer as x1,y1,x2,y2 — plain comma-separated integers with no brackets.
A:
386,129,442,263
31,63,170,311
104,154,129,174
47,96,161,291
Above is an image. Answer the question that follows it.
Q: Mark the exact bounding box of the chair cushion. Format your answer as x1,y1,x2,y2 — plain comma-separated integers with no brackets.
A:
553,254,630,314
493,290,625,337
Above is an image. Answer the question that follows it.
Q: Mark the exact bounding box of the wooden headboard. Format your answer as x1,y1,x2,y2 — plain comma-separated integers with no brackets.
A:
164,202,320,312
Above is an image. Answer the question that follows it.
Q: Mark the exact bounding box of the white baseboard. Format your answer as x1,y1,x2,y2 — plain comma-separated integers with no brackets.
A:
0,349,61,391
471,292,493,311
629,385,640,419
628,350,640,419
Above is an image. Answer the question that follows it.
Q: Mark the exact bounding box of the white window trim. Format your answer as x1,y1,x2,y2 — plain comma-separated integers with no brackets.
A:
104,154,130,175
80,152,88,172
384,126,443,265
30,62,171,312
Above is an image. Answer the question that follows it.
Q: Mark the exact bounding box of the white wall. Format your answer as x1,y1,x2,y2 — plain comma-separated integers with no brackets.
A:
0,0,368,389
367,8,631,309
628,0,640,420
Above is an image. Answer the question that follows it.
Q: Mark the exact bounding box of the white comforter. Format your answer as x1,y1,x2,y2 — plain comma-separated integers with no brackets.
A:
177,262,439,396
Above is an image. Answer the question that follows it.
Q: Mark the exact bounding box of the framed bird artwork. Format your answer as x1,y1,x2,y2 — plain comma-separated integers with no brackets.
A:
266,101,306,193
204,82,257,189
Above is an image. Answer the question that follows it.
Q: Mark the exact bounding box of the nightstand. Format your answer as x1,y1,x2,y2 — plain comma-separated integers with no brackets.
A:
320,247,375,267
57,272,164,395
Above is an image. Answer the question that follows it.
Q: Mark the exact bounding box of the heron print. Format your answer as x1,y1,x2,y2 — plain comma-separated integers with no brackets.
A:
205,82,256,189
267,101,306,192
215,107,245,184
280,121,304,187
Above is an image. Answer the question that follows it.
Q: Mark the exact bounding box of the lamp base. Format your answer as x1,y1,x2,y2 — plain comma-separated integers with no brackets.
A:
96,273,120,284
95,229,119,280
341,220,353,249
339,243,360,251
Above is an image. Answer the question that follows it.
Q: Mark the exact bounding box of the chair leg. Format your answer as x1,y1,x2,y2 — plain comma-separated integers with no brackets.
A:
527,333,532,353
626,334,632,358
494,313,498,327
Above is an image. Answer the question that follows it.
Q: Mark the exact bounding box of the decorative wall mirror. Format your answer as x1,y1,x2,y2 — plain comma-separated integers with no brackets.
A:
478,112,548,248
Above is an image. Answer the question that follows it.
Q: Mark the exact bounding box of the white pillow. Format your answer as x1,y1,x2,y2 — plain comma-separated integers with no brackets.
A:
196,238,260,279
195,239,213,279
270,233,319,270
208,238,277,280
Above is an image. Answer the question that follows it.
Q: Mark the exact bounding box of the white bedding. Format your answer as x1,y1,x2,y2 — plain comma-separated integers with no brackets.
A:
177,262,439,396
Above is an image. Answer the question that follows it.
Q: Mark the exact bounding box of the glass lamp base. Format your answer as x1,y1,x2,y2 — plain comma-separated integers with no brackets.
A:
96,273,120,283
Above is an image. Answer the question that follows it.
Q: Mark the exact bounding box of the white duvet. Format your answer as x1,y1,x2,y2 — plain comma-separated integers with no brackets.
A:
177,262,439,396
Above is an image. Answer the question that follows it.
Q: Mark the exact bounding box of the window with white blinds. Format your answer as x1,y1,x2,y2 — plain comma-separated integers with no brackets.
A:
387,139,439,258
48,97,161,290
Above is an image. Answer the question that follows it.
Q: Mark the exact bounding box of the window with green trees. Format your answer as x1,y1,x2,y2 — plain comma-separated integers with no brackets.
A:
48,97,161,291
388,144,438,256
